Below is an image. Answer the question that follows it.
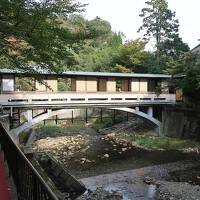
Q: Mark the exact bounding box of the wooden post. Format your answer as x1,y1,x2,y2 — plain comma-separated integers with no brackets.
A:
44,120,46,125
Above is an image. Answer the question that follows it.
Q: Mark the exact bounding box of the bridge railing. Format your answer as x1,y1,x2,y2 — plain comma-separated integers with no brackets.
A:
0,123,58,200
0,92,176,105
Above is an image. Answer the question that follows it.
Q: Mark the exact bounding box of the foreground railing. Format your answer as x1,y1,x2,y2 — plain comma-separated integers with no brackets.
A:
0,123,58,200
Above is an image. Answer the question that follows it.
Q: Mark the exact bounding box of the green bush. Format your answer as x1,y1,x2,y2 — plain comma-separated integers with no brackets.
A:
38,124,64,137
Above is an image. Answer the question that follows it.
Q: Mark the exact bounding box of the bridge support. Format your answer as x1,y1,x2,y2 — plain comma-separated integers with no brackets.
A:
27,110,33,122
110,107,161,134
9,106,162,145
147,107,153,117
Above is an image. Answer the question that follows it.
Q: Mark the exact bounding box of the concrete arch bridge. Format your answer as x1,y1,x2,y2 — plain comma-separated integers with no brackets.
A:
9,106,161,144
0,69,177,144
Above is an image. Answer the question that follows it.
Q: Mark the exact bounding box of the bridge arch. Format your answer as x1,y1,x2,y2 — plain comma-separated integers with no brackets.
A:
10,109,71,143
10,107,161,144
109,107,161,132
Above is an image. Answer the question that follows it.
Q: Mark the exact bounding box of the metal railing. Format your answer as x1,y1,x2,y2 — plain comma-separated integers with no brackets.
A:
0,123,58,200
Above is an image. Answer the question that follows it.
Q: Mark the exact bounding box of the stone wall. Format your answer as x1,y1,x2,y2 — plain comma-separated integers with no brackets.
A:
162,106,200,139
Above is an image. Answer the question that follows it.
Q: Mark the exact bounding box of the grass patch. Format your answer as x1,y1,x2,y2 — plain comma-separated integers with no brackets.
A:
37,121,88,137
37,124,65,137
92,115,124,131
124,135,200,150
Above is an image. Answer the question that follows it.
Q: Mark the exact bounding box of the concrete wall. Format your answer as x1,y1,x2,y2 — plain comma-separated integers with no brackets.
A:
98,79,107,91
2,74,14,92
131,79,140,92
162,106,200,139
107,78,116,92
139,79,148,92
86,77,97,92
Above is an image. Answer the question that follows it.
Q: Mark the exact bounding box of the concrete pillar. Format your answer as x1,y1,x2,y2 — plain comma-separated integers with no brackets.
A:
107,78,116,92
131,79,140,92
2,74,14,92
135,107,139,111
147,107,153,117
27,110,33,122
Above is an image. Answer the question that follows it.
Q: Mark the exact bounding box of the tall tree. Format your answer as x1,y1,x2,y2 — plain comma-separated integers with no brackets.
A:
114,39,152,73
165,52,200,100
138,0,180,58
0,0,93,73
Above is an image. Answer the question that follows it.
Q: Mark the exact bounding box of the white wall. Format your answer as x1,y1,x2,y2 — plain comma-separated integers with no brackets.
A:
2,74,14,92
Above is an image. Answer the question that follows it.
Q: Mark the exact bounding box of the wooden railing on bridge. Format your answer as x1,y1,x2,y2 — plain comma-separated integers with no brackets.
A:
0,123,58,200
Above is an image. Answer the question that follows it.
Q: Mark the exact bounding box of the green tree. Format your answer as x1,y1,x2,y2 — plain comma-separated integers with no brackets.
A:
85,17,112,48
138,0,179,58
166,52,200,100
0,0,92,73
160,37,189,58
114,39,152,73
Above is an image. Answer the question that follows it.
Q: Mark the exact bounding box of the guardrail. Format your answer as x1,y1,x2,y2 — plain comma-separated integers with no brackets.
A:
0,123,58,200
0,92,176,105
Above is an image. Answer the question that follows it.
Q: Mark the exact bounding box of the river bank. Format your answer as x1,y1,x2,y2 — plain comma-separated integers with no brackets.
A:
31,118,200,199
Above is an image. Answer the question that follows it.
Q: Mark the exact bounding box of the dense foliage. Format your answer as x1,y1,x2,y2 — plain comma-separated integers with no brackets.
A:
166,52,200,100
0,0,93,72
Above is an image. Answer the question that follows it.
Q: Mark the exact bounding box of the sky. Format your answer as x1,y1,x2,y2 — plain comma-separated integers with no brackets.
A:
79,0,200,50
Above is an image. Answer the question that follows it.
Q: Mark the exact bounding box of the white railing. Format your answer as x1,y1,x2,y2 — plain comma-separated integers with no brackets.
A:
0,92,176,106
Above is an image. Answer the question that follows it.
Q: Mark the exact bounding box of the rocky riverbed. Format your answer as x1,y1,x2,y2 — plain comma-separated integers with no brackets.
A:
32,119,200,199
